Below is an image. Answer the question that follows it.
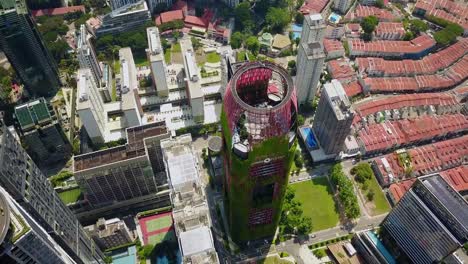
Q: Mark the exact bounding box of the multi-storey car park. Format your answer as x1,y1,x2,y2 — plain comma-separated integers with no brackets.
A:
221,61,298,244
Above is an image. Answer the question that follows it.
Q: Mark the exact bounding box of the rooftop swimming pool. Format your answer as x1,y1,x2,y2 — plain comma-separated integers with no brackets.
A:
300,127,318,150
328,13,341,24
291,24,302,40
367,231,396,264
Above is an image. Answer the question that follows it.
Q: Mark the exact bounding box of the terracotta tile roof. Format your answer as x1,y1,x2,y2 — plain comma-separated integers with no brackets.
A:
342,81,363,97
374,22,405,39
299,0,329,15
354,92,459,123
31,5,85,17
184,15,207,27
372,135,468,185
155,10,184,25
327,59,356,82
323,39,344,53
358,114,468,154
356,39,468,76
388,165,468,203
349,35,436,58
345,5,398,21
362,55,468,93
414,0,468,30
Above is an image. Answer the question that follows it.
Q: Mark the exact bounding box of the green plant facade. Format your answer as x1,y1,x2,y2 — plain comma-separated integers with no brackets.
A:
221,109,297,244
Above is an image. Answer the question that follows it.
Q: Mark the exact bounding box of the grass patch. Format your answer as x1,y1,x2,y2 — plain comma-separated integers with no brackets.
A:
365,174,390,215
134,55,149,67
206,52,221,63
146,216,172,232
260,255,294,264
58,188,82,204
290,177,340,231
147,230,176,245
172,42,181,53
236,50,256,62
164,49,171,64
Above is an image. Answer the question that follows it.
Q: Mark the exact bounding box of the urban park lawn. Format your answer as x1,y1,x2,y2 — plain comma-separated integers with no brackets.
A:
290,177,340,231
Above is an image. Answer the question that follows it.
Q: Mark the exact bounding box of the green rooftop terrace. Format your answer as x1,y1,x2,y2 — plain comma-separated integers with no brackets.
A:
15,98,52,130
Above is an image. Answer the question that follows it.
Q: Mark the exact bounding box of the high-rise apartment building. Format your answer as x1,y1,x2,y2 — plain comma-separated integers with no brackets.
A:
382,173,468,264
96,1,150,36
295,13,326,106
295,41,325,106
147,27,169,97
161,134,219,263
73,122,170,209
109,0,138,10
300,14,326,44
0,119,105,264
14,98,71,165
222,62,298,243
77,24,102,86
146,0,172,14
0,188,76,264
0,0,60,96
334,0,352,14
76,68,107,144
312,80,354,155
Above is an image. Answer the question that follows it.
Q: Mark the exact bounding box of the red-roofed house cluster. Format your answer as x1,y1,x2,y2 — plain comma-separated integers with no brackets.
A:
155,5,230,43
342,81,363,97
360,56,468,93
31,5,85,17
372,135,468,186
327,59,356,83
413,0,468,35
323,39,345,60
387,165,468,204
345,5,398,22
299,0,330,15
374,22,405,40
357,114,468,154
352,92,461,127
348,34,436,59
356,39,468,77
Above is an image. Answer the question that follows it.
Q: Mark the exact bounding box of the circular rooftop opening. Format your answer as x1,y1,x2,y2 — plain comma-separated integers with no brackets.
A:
231,62,293,112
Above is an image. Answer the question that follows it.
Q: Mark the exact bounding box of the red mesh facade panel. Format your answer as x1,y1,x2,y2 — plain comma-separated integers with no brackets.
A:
248,208,274,226
249,157,285,179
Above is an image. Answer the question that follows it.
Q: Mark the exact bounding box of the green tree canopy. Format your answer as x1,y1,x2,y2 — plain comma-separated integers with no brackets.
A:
235,2,253,31
230,32,244,49
360,16,379,34
409,19,428,34
245,36,260,55
266,7,291,33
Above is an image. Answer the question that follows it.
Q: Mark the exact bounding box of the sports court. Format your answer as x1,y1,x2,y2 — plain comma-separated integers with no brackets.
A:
139,212,176,245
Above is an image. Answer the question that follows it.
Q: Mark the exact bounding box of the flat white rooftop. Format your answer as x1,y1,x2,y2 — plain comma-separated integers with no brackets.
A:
167,152,198,188
179,226,214,257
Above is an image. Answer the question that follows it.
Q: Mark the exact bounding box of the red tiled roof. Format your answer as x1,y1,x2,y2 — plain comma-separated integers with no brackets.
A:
327,59,356,82
323,39,344,54
362,55,468,93
31,5,85,17
373,135,468,186
374,22,405,39
358,114,468,154
414,0,468,30
342,81,363,97
388,165,468,203
345,5,397,21
354,92,459,123
184,15,207,27
156,10,184,25
388,178,416,203
300,0,329,15
349,35,436,58
356,39,468,76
